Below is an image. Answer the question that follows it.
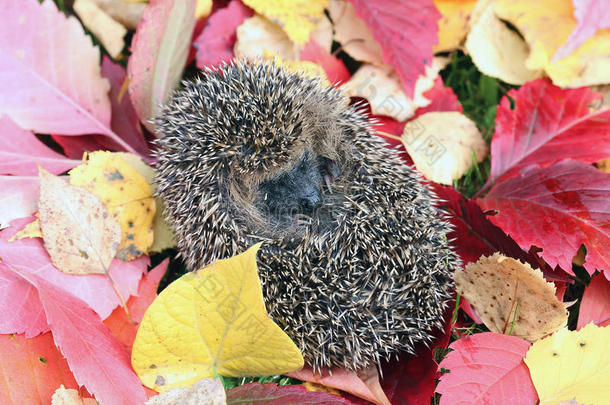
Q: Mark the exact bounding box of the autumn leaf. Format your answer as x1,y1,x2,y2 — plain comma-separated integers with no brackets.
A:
478,160,610,276
73,0,127,59
132,244,303,392
39,167,122,275
51,386,97,405
0,176,40,229
241,0,327,45
577,273,610,329
194,0,253,68
433,0,477,52
300,40,351,85
128,0,197,132
0,333,82,405
525,323,610,405
225,383,351,404
436,333,538,405
69,151,156,260
0,0,138,154
146,378,225,405
349,0,441,98
455,253,568,342
482,79,610,188
234,15,297,61
401,111,487,185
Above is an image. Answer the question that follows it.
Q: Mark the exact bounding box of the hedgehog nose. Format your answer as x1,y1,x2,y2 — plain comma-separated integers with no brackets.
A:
300,190,322,212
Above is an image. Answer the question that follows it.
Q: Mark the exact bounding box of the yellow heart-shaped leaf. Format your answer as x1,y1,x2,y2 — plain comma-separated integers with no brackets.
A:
131,243,304,392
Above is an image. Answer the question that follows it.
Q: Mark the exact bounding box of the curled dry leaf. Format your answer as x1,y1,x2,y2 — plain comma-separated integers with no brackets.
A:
38,167,121,275
465,0,541,85
234,15,297,61
401,111,487,185
525,324,610,405
455,253,568,342
51,385,97,405
145,378,226,405
69,151,155,260
73,0,127,59
342,58,449,122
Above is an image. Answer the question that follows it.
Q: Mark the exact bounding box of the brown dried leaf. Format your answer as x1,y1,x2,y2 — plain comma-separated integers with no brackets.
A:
38,167,121,275
454,253,568,342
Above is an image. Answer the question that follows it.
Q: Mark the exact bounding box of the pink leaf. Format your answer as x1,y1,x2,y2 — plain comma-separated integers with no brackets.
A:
301,40,351,85
577,272,610,329
0,218,148,319
348,0,441,98
194,0,253,68
478,160,610,276
484,79,610,188
0,116,80,176
226,383,351,404
436,333,537,405
553,0,610,61
287,366,390,405
0,176,39,229
0,264,48,337
0,0,138,154
128,0,197,132
12,267,146,405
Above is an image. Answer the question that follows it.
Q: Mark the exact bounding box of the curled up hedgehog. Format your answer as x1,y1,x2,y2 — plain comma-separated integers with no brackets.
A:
153,60,461,372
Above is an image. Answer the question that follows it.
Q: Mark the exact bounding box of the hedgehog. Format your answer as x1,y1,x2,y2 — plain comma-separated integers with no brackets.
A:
153,60,461,372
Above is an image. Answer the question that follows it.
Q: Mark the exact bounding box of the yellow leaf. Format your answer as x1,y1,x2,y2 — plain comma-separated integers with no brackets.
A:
433,0,478,53
115,153,176,253
525,324,610,404
455,253,568,342
495,0,610,87
242,0,328,45
195,0,212,19
9,214,42,242
39,168,121,275
465,0,542,85
401,112,488,185
131,243,304,392
69,151,155,261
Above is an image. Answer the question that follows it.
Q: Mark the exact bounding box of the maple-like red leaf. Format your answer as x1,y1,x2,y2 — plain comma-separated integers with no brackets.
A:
348,0,441,98
553,0,610,61
0,177,39,229
0,218,148,319
226,383,351,404
577,272,610,329
436,333,537,405
12,267,146,405
483,79,610,190
478,160,610,276
0,0,138,154
0,116,80,176
128,0,197,132
194,0,253,68
301,40,351,85
0,332,86,405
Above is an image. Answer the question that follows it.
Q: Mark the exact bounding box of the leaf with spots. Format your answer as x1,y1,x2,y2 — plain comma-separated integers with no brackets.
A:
525,323,610,405
38,168,121,275
454,253,568,342
131,244,304,392
69,151,156,261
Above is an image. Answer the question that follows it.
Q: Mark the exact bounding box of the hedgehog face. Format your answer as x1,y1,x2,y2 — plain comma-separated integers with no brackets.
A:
154,61,461,372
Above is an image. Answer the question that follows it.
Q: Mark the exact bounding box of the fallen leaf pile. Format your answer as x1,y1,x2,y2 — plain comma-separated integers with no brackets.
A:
0,0,608,404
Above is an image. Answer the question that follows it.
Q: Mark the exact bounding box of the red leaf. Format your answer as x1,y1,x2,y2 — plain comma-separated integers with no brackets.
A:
578,272,610,329
0,265,48,338
0,177,39,229
0,332,84,405
12,268,146,405
301,40,351,85
436,333,537,405
226,383,351,404
0,116,80,176
128,0,197,132
104,259,169,350
0,0,139,154
287,366,389,405
484,79,610,188
194,0,253,68
416,77,463,116
553,0,610,61
348,0,441,98
478,160,610,275
0,218,149,319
